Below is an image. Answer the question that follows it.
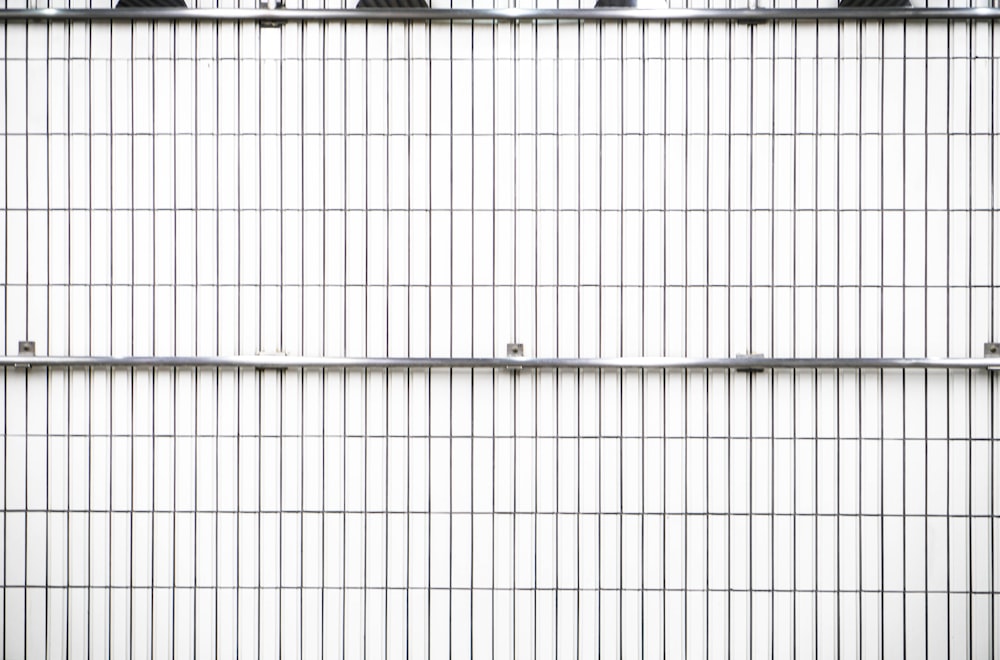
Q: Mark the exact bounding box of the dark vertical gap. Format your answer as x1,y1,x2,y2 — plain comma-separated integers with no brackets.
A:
747,15,755,660
769,16,777,660
319,12,329,660
214,9,222,654
172,18,180,660
728,10,736,660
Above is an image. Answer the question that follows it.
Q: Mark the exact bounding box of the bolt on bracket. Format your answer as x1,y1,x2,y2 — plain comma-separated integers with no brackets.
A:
986,343,1000,370
507,343,525,370
15,340,35,368
259,0,286,27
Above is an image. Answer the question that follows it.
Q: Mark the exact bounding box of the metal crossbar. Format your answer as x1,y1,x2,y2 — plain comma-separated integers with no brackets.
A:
3,7,1000,21
3,354,1000,370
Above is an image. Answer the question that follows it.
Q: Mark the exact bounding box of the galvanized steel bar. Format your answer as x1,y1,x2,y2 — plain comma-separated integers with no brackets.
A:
3,7,1000,22
2,354,999,369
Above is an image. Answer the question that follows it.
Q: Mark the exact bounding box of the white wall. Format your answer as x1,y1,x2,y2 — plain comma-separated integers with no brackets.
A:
2,9,999,659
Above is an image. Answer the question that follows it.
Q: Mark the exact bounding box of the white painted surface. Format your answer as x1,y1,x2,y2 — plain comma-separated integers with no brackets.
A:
1,9,999,659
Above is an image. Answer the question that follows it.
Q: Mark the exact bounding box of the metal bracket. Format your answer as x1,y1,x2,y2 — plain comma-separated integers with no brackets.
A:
259,0,286,27
255,350,289,370
736,0,765,24
506,343,524,370
735,353,764,373
15,340,35,368
986,343,1000,370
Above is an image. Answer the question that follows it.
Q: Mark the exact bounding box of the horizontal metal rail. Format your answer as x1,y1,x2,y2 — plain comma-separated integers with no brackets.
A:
3,354,999,370
3,6,1000,22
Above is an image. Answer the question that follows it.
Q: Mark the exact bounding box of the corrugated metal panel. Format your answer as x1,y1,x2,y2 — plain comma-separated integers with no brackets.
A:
1,5,998,658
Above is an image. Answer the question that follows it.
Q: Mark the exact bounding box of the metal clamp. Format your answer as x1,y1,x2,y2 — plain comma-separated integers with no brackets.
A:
15,340,35,369
507,343,525,370
255,350,289,370
736,0,765,24
735,353,765,373
986,343,1000,370
259,0,286,27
